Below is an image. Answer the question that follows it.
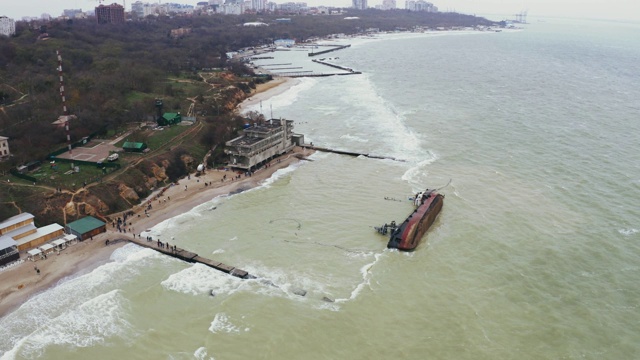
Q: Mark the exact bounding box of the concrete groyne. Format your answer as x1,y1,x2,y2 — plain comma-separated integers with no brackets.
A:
307,145,405,162
128,237,250,279
308,44,351,57
311,59,357,73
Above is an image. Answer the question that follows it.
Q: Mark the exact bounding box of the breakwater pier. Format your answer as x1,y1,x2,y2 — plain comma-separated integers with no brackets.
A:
308,44,351,57
311,58,358,73
127,237,250,279
307,145,405,162
125,236,317,298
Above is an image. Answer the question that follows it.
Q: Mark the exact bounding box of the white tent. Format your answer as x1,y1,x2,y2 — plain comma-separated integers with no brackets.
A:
63,234,78,245
51,239,66,249
39,243,54,254
27,248,42,261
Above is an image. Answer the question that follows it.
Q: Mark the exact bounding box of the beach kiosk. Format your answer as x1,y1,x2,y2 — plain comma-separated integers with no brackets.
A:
63,234,78,245
38,243,55,256
27,248,42,261
65,216,106,241
51,238,67,251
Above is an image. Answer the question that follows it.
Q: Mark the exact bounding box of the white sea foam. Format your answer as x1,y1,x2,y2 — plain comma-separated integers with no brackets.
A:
259,161,302,188
340,74,423,160
401,155,440,190
335,252,385,304
193,346,215,360
0,243,156,358
619,228,638,236
161,263,243,296
209,313,246,334
240,252,382,309
339,133,370,143
239,262,326,302
110,242,159,263
2,290,133,359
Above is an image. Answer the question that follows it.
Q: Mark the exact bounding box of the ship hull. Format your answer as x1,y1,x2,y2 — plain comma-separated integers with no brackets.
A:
387,192,444,251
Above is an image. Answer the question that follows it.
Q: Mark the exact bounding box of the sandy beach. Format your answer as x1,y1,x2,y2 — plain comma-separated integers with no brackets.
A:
240,77,300,114
0,77,309,318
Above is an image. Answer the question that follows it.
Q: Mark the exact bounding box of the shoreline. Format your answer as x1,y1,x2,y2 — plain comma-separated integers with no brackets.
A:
239,77,300,114
0,77,309,319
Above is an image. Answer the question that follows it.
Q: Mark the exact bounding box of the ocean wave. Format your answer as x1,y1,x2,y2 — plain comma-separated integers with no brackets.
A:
194,346,215,360
243,77,318,115
618,228,638,236
401,154,440,190
208,312,247,334
334,252,385,304
0,244,156,358
161,263,243,297
339,133,370,143
259,161,303,188
1,290,133,359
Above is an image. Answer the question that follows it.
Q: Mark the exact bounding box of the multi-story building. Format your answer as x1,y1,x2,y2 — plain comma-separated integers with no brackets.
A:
63,9,84,19
0,16,16,37
249,0,268,11
352,0,367,10
95,3,125,24
279,2,307,12
381,0,396,10
222,2,244,15
405,0,437,12
0,136,10,160
131,1,145,18
225,119,300,170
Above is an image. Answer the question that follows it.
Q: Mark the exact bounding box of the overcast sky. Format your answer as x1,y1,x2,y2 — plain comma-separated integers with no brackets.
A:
2,0,639,21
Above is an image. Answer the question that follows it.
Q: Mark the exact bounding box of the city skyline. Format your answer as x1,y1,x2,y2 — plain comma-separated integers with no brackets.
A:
1,0,639,21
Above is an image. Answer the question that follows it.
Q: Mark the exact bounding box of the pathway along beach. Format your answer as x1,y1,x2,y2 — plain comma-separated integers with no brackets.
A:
0,78,307,318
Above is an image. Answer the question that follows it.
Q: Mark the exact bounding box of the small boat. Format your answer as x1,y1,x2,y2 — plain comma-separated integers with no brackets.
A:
376,189,444,251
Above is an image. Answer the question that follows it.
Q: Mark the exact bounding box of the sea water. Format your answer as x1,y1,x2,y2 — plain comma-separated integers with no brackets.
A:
2,18,640,359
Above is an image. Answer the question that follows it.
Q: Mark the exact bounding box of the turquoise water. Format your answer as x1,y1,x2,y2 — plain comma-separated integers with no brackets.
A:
1,18,640,359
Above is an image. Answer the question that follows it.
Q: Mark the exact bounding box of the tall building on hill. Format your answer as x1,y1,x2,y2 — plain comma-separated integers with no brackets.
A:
352,0,367,9
95,3,125,24
381,0,396,10
0,16,16,37
63,9,84,19
405,0,437,12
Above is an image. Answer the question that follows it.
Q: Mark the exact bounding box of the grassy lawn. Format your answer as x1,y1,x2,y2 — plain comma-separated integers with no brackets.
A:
115,125,189,151
25,162,119,189
146,125,190,150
